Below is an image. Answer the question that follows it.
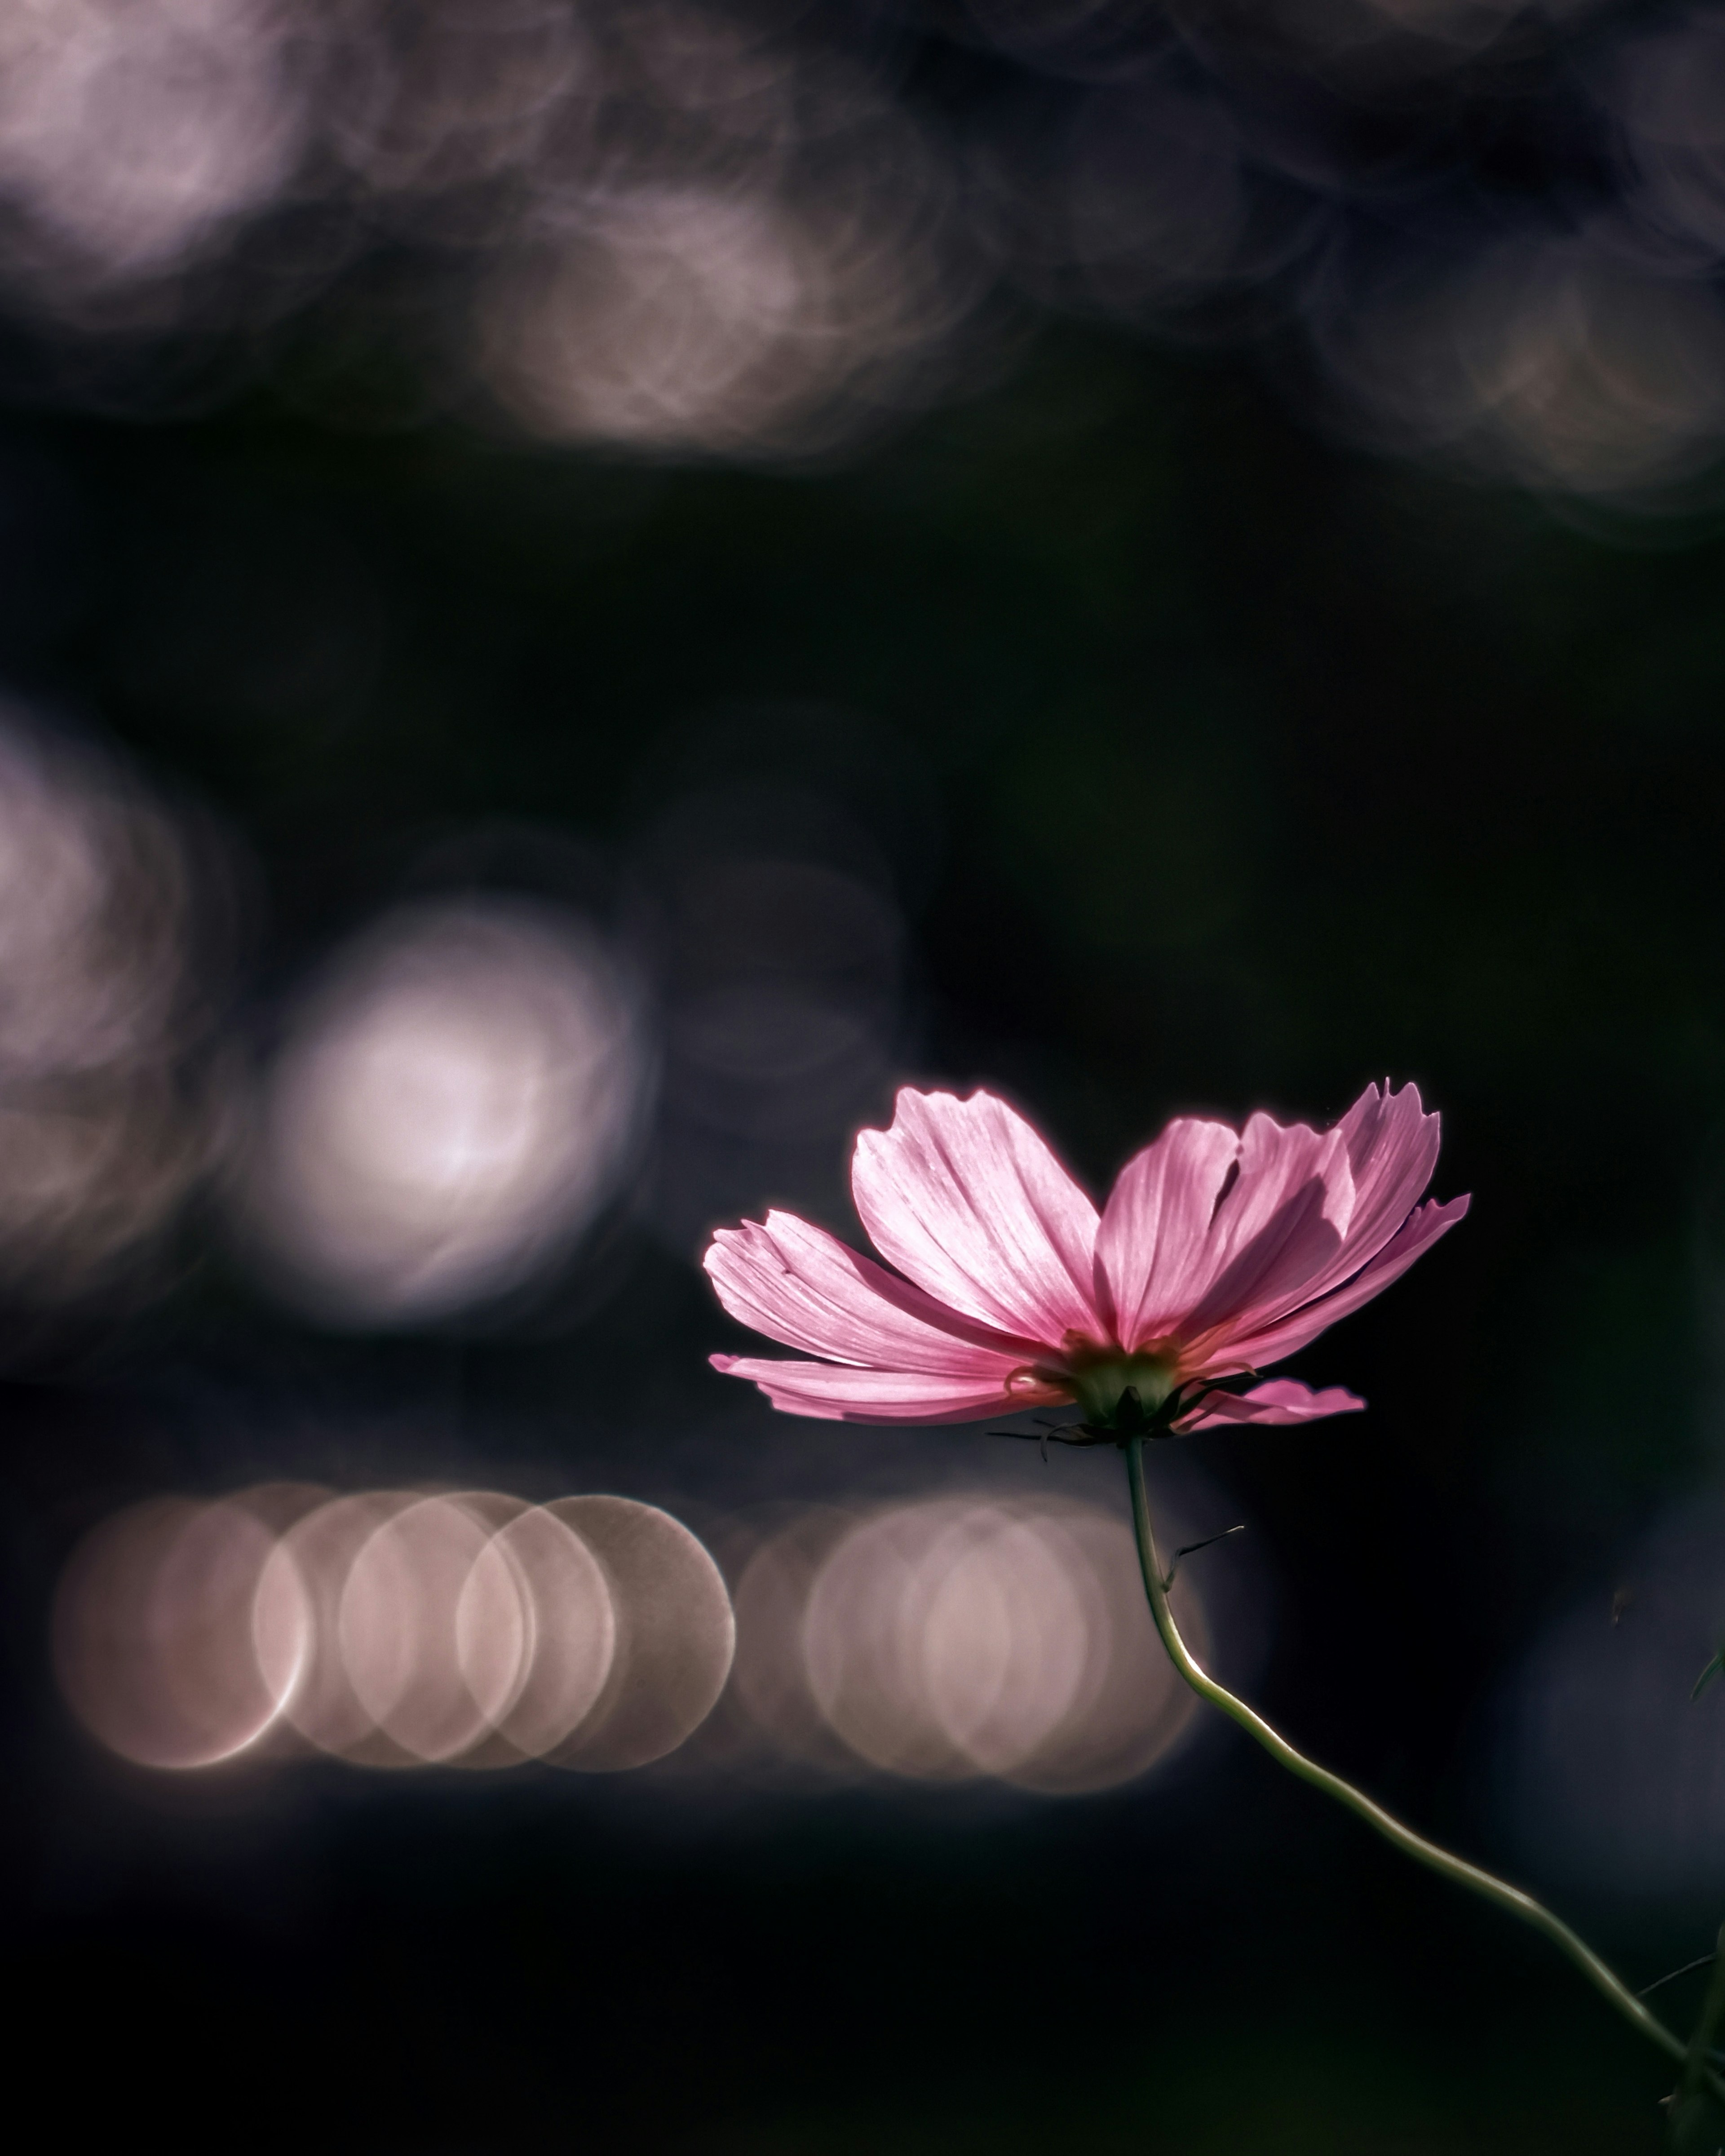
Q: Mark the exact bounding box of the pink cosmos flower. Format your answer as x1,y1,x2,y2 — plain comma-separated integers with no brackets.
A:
705,1080,1468,1436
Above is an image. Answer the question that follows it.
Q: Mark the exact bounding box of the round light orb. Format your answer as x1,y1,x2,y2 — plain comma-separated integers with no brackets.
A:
53,1496,300,1770
238,898,651,1324
546,1495,734,1771
803,1494,1206,1792
803,1497,980,1780
728,1505,863,1775
460,1504,617,1764
0,713,215,1296
336,1492,528,1766
255,1490,421,1765
999,1504,1204,1797
919,1506,1095,1777
0,0,307,287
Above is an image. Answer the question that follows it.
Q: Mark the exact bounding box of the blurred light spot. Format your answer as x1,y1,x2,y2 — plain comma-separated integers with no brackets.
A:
238,899,652,1325
256,1489,419,1764
726,1504,864,1777
336,1492,524,1766
0,0,307,297
547,1495,735,1771
474,34,977,466
923,1507,1094,1776
462,1502,616,1763
1004,1503,1205,1795
0,0,1708,512
53,1496,298,1768
60,1483,713,1776
0,721,189,1079
0,1071,212,1299
1318,229,1725,498
803,1501,1031,1781
1497,1497,1725,1908
0,713,217,1297
796,1495,1202,1790
54,1483,1230,1794
479,175,918,455
615,1,808,141
322,0,591,201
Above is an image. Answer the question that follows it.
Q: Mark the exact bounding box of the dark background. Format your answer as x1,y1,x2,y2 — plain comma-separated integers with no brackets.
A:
5,3,1725,2149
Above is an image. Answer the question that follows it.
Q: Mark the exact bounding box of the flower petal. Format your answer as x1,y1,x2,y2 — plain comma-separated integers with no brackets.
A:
1094,1116,1240,1349
1175,1377,1366,1432
709,1354,1051,1425
1275,1081,1443,1313
1217,1193,1471,1370
851,1087,1103,1346
704,1211,1038,1375
1174,1114,1355,1343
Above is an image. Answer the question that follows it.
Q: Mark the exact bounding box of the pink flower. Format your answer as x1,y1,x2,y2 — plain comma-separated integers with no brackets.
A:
705,1081,1468,1435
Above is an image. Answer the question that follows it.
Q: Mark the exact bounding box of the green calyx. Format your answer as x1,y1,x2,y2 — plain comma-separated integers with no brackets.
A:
995,1350,1257,1452
1070,1354,1181,1434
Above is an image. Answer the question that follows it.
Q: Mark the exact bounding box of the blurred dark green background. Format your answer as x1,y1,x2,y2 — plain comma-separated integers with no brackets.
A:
7,0,1725,2139
4,320,1724,2151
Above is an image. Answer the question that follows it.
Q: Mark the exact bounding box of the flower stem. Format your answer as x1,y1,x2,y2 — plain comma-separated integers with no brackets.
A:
1124,1434,1720,2099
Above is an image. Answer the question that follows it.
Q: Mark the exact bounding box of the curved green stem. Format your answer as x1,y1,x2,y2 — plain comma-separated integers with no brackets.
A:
1125,1435,1720,2099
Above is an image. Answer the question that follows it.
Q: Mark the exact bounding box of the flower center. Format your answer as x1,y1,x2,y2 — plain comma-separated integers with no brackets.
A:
1066,1350,1181,1432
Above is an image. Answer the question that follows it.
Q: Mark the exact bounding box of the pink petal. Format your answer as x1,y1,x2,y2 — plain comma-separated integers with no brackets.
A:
1174,1114,1356,1341
1217,1192,1471,1370
1340,1080,1441,1234
704,1212,1037,1377
1175,1377,1366,1432
709,1354,1049,1425
1094,1116,1240,1349
851,1088,1103,1347
1270,1081,1442,1315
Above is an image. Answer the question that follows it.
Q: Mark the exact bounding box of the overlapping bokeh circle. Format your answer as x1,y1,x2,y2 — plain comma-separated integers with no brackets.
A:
9,0,1725,502
727,1492,1209,1794
53,1486,735,1775
55,1483,1212,1798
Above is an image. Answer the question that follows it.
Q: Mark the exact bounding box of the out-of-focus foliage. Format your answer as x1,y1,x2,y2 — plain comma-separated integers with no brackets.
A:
7,9,1725,2155
7,1,1725,508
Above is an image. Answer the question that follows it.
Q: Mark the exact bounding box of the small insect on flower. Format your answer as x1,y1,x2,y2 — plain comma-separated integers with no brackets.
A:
704,1081,1468,1439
